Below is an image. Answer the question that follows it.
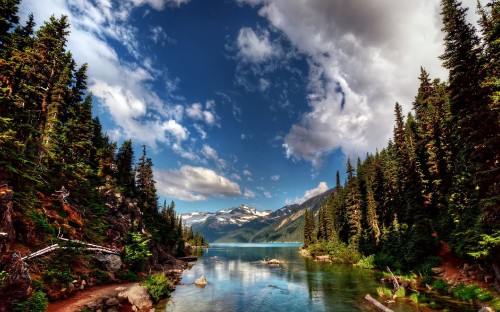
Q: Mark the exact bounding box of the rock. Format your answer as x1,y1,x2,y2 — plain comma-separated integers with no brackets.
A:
85,298,104,310
68,283,75,291
94,253,123,273
268,259,281,265
478,307,494,312
195,275,208,287
315,255,331,262
106,308,119,312
0,252,32,306
118,285,153,312
431,267,445,274
105,297,120,306
81,279,86,290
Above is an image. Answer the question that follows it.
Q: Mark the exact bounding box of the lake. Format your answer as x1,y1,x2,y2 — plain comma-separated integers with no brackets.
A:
163,243,429,312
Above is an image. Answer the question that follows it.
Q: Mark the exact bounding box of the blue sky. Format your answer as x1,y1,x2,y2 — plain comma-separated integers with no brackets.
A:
20,0,479,213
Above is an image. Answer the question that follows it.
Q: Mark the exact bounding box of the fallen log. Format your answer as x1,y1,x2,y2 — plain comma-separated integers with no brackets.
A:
364,294,394,312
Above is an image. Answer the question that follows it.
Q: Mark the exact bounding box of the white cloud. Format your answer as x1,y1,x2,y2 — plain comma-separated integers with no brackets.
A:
186,102,219,126
231,173,242,181
270,175,280,181
243,170,252,176
237,0,462,167
155,166,241,201
241,134,247,140
19,0,194,152
263,191,272,199
193,124,207,140
202,144,228,170
130,0,190,10
236,27,280,63
288,182,329,205
244,188,256,198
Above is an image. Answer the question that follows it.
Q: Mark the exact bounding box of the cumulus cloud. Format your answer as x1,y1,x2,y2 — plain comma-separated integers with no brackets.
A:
244,188,256,198
186,101,218,126
237,0,461,167
202,144,228,170
287,182,329,205
20,0,194,152
270,175,280,181
154,166,241,201
236,27,280,63
243,170,252,176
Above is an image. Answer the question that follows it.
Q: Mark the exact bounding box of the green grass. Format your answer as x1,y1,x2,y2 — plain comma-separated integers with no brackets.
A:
451,284,493,303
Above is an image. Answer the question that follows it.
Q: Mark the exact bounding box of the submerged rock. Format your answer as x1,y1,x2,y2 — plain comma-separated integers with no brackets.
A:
195,275,207,287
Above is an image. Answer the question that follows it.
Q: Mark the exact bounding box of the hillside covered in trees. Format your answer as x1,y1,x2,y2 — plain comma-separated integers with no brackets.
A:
0,1,204,310
304,0,499,286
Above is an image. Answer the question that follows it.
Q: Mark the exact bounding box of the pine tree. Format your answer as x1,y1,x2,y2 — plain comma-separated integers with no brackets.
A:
116,140,136,197
345,158,362,247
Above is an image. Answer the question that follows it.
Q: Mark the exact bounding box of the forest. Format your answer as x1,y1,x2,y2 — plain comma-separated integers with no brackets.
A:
0,0,208,310
304,0,499,283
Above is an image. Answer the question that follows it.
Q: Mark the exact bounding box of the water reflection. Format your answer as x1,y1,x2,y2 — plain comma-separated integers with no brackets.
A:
166,244,416,312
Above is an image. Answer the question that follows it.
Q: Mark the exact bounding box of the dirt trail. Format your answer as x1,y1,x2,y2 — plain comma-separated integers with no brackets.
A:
437,241,489,288
47,282,137,312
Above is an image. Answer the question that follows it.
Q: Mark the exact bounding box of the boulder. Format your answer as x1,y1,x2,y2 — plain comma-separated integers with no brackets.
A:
105,296,120,306
95,253,122,273
478,307,494,312
195,275,207,287
268,259,281,265
0,253,32,306
431,267,445,274
118,285,153,312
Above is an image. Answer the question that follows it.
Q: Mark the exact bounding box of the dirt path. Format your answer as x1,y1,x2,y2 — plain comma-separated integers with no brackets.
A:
47,282,138,312
437,241,489,288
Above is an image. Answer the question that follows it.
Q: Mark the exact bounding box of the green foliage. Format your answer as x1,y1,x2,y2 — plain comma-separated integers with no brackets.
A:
91,269,112,285
118,270,140,282
12,291,48,312
394,287,406,298
141,273,175,302
0,270,9,288
432,278,449,292
124,231,152,270
376,287,392,299
354,254,375,269
451,284,493,303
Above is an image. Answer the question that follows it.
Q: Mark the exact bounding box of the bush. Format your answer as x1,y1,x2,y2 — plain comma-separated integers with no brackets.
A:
12,291,48,312
432,278,449,292
118,270,140,282
124,231,152,270
394,287,405,298
376,287,392,299
354,254,375,269
409,292,419,303
451,284,493,303
141,273,175,302
0,270,9,288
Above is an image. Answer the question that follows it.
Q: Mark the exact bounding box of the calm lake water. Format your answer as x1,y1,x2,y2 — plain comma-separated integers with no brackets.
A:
163,243,472,312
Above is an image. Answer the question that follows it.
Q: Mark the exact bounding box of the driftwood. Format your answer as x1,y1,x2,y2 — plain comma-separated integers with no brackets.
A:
386,266,400,290
365,294,394,312
22,237,119,261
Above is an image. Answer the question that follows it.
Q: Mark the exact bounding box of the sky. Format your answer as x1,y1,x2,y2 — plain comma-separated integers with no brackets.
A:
19,0,480,214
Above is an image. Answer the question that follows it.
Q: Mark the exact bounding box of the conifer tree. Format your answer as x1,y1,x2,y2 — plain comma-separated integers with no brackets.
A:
345,158,362,246
116,140,136,197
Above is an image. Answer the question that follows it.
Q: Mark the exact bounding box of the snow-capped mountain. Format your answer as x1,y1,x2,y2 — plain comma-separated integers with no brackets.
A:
181,205,272,228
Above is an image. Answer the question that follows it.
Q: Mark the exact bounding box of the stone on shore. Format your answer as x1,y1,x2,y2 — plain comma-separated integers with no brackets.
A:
268,259,280,265
431,267,445,274
195,275,208,287
118,285,153,312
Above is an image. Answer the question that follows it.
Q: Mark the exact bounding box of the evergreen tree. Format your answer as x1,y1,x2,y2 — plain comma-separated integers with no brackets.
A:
345,158,362,247
136,145,158,214
116,140,136,197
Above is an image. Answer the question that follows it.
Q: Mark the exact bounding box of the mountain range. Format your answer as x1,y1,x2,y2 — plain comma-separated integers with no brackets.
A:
180,188,334,243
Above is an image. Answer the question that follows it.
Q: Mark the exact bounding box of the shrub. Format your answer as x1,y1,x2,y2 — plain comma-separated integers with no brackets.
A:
12,291,48,312
124,231,152,270
432,278,449,292
451,284,493,303
394,287,405,298
141,273,175,302
118,270,140,282
0,270,9,288
376,287,392,299
354,254,375,269
409,293,419,304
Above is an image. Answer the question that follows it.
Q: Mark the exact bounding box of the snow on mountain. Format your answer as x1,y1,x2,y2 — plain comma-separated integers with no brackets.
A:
180,205,272,228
